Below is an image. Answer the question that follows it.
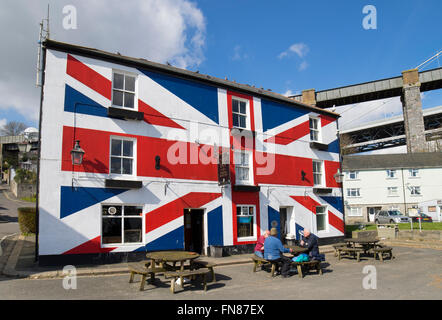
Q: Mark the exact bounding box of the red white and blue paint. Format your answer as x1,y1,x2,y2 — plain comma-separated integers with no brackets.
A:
38,47,343,258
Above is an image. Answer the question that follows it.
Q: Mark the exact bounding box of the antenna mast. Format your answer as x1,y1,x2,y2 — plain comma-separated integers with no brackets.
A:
36,5,50,87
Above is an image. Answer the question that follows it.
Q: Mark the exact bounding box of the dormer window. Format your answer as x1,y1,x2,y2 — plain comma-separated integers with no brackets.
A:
232,97,248,129
112,71,137,109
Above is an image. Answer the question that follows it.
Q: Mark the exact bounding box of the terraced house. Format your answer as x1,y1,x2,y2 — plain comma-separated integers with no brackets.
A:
37,40,344,265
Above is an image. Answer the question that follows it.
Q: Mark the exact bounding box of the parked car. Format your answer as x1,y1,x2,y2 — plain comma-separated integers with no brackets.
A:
375,210,411,224
411,213,433,223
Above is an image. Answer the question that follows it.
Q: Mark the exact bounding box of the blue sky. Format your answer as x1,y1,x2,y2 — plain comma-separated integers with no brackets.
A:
0,0,441,131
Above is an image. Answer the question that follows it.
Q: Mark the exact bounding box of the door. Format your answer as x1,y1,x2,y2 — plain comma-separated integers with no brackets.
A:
279,207,287,244
367,207,380,222
184,209,204,254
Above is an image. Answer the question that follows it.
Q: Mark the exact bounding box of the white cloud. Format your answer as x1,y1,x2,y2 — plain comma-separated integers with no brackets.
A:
231,45,249,61
282,89,300,97
0,118,7,128
0,0,207,122
298,61,308,71
278,42,309,59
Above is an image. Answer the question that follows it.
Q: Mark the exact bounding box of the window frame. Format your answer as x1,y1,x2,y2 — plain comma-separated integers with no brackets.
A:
234,149,253,185
109,136,137,177
410,186,422,196
236,204,257,242
101,203,144,247
409,169,420,178
348,207,363,217
111,69,138,111
386,169,397,179
231,96,250,130
315,205,328,233
387,186,399,197
346,188,361,198
312,160,324,187
309,116,322,142
347,171,359,180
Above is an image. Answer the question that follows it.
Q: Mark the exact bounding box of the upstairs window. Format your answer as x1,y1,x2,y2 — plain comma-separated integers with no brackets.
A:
387,187,398,196
309,117,321,142
347,171,359,180
110,137,135,175
232,98,248,129
410,186,421,196
112,71,136,109
409,169,419,177
234,150,252,185
312,160,324,186
347,188,361,197
386,169,397,178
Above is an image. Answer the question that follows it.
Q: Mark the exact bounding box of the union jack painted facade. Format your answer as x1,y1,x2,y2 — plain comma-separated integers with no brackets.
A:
38,40,344,262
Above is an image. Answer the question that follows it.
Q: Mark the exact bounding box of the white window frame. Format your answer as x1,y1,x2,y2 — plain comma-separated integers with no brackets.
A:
316,205,328,233
309,116,322,142
109,136,137,177
234,149,253,185
348,207,363,217
231,96,250,130
101,204,144,247
111,69,138,110
236,205,257,242
409,169,419,178
312,160,324,186
386,169,397,179
410,186,422,196
347,171,359,180
387,187,399,197
346,188,361,198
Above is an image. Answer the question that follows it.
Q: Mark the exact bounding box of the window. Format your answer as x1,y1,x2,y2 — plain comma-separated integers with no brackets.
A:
410,186,421,196
347,188,360,197
236,205,255,240
312,160,324,186
232,98,248,129
110,137,135,175
102,205,143,245
348,207,363,217
316,206,327,232
112,71,136,109
409,169,419,177
387,187,398,196
234,150,252,185
309,117,321,142
347,171,359,180
386,169,397,178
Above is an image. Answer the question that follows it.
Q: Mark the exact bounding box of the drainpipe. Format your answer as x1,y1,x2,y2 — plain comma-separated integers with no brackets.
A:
401,168,411,231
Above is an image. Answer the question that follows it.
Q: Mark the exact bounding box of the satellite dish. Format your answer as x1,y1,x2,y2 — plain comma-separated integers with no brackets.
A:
108,207,117,215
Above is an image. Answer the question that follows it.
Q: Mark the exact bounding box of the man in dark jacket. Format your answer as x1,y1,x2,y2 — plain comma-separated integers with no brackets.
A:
264,228,293,277
300,229,321,260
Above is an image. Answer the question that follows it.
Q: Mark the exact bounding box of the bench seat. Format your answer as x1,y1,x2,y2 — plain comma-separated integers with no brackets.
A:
372,246,394,262
337,247,364,262
291,260,323,278
191,260,216,282
251,255,279,277
165,269,209,293
128,261,167,291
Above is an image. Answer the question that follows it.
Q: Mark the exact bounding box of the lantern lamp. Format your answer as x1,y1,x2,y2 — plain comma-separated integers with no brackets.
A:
70,140,85,165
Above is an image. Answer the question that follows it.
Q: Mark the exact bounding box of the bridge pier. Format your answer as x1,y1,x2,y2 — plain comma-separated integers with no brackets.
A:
401,69,427,153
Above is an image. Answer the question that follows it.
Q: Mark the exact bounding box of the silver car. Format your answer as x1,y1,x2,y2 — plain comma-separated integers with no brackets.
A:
375,210,411,224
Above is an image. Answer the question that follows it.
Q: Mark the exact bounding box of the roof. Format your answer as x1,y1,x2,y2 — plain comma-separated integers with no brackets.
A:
43,39,339,118
342,152,442,171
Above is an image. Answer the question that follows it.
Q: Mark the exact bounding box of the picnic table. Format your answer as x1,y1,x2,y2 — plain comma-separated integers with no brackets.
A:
145,250,200,271
344,238,379,253
284,245,309,255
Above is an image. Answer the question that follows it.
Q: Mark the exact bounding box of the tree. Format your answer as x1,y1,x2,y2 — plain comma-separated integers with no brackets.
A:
0,121,27,136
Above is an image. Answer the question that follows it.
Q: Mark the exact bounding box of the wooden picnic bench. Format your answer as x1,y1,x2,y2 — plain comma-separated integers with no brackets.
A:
128,261,167,291
251,255,279,277
190,260,216,282
291,260,323,278
372,246,394,262
332,243,349,257
165,269,209,293
337,247,364,262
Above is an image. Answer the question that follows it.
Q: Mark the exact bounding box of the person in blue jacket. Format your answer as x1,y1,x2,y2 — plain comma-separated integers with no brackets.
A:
264,228,293,277
300,229,321,260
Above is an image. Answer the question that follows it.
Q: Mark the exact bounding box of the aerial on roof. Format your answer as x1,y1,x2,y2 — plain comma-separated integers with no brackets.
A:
43,39,339,118
343,152,442,171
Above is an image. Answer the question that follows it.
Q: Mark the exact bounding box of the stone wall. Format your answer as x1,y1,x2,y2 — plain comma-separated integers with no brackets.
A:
11,179,36,199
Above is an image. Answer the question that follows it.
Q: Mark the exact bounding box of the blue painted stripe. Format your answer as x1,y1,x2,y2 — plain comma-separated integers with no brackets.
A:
327,139,340,154
60,186,128,219
268,206,280,239
208,206,223,246
261,99,309,132
145,227,184,251
319,196,343,213
138,68,219,123
295,223,304,241
64,84,108,117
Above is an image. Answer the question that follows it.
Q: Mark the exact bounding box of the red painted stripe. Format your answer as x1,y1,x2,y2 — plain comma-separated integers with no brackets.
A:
324,160,341,188
328,211,344,233
66,54,112,100
264,121,310,145
63,236,116,255
290,196,321,214
320,114,336,127
145,192,222,233
138,99,185,130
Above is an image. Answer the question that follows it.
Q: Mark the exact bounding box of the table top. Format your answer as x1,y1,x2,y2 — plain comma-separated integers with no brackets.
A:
344,238,379,244
284,245,309,254
145,251,200,262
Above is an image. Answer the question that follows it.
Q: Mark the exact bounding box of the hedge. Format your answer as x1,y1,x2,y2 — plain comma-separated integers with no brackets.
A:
18,207,36,234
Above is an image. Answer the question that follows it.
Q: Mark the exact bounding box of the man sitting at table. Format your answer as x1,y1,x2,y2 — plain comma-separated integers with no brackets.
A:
300,229,321,261
264,228,293,278
254,230,270,258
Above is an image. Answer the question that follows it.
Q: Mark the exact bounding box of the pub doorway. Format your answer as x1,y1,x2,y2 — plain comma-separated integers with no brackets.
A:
184,209,204,254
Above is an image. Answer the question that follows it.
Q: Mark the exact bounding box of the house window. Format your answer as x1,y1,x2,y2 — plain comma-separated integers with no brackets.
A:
347,188,360,197
386,169,397,178
348,207,363,217
316,206,327,232
110,137,135,175
312,160,324,186
347,171,359,180
234,150,252,185
309,117,321,142
232,98,248,129
410,186,421,196
101,205,143,245
387,187,398,196
236,205,255,240
409,169,419,177
112,71,136,109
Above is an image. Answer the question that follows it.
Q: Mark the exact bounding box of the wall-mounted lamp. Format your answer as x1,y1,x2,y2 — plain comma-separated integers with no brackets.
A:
333,168,344,184
155,155,161,170
301,170,306,181
70,140,85,166
18,140,32,153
